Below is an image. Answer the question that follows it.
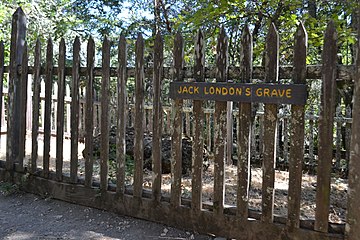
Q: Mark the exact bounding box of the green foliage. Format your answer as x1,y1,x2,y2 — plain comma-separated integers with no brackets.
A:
0,181,19,196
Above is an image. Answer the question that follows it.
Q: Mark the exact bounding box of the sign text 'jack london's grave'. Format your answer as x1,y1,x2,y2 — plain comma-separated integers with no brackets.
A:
169,82,307,105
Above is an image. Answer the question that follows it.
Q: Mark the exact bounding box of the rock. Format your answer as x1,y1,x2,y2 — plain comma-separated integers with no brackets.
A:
83,126,210,174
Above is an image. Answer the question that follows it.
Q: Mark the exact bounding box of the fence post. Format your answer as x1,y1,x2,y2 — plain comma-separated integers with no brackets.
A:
6,7,26,173
346,10,360,239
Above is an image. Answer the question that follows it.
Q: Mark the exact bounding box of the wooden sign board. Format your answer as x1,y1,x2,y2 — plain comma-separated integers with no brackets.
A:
169,82,307,105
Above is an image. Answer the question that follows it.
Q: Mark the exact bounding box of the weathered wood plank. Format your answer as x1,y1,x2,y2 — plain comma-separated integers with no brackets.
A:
133,35,146,199
192,29,205,213
346,10,360,238
18,42,28,170
6,7,27,172
170,32,184,208
152,32,163,202
236,25,252,219
117,35,127,195
261,23,279,223
31,39,41,174
213,27,228,216
43,38,53,178
85,37,95,187
100,37,110,191
0,41,4,141
315,21,337,233
134,33,145,200
287,22,307,231
56,38,66,181
70,37,80,183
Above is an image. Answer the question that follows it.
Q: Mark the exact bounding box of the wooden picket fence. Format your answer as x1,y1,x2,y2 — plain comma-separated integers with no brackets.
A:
1,7,360,239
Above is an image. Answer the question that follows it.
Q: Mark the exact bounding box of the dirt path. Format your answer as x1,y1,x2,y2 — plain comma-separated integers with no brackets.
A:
0,188,214,240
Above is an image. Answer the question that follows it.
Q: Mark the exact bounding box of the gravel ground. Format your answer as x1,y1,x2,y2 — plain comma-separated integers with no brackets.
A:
0,189,214,240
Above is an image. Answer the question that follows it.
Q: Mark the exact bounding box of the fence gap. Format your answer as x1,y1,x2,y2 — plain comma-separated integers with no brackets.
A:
100,36,110,191
236,25,252,219
213,27,228,216
133,33,145,200
116,35,127,196
85,37,95,187
152,32,163,202
43,38,53,178
287,22,307,231
56,38,66,181
192,29,205,213
315,21,337,233
261,23,279,223
70,37,80,183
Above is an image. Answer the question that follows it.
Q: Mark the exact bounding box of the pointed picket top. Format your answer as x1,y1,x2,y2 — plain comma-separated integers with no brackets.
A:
293,22,307,85
264,23,279,83
136,33,144,48
119,34,126,49
173,31,184,82
74,35,80,47
118,34,127,67
59,38,65,51
240,24,253,83
216,26,228,83
155,30,162,43
14,7,25,17
35,38,41,50
47,37,53,50
194,29,205,82
88,36,95,48
323,20,337,64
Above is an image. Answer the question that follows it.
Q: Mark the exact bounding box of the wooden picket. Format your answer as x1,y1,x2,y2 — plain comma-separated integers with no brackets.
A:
261,23,279,223
346,17,360,239
192,29,205,213
133,34,145,200
315,21,338,232
116,35,127,196
85,37,95,187
152,32,163,202
56,38,66,180
170,32,184,208
70,37,80,183
236,25,252,219
31,39,41,174
43,38,53,178
213,27,228,216
100,37,110,191
287,23,307,231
